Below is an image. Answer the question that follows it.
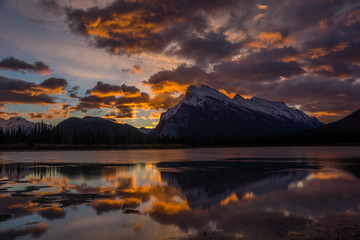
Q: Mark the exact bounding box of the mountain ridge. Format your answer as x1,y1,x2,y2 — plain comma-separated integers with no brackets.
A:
153,85,323,138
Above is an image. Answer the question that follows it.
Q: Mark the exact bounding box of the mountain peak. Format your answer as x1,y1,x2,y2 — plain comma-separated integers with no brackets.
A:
186,84,226,97
184,84,231,104
154,85,324,137
233,94,245,101
0,116,35,133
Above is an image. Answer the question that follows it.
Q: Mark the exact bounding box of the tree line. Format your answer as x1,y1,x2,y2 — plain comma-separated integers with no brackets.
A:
0,123,359,147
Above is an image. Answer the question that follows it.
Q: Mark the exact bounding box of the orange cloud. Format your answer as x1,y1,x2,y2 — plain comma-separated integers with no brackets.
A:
27,112,55,120
254,13,265,21
219,89,236,98
26,104,70,120
0,111,19,119
220,192,239,205
150,200,190,215
83,9,180,54
145,80,188,94
307,171,355,181
319,17,332,31
308,48,327,59
310,111,350,119
344,9,360,27
332,42,349,52
308,64,335,73
257,4,268,10
246,31,294,49
0,76,67,106
48,104,70,118
149,112,161,119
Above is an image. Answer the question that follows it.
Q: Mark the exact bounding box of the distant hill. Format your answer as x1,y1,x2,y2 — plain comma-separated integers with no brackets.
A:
56,116,144,143
306,109,360,144
319,109,360,132
152,85,323,138
271,109,360,145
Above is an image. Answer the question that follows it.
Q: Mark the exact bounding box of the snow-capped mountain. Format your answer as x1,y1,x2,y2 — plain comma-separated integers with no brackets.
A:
153,85,323,138
157,160,312,208
0,117,35,133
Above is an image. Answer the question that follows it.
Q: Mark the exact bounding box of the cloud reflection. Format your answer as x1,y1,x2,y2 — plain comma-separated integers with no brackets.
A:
0,159,360,239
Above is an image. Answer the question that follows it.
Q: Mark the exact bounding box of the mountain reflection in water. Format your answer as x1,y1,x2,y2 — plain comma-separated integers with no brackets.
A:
1,151,360,239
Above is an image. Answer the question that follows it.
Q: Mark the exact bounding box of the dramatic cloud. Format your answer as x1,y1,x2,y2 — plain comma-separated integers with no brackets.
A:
0,57,50,75
256,76,360,123
27,104,71,120
173,32,242,66
73,81,183,119
27,112,54,120
0,76,67,105
88,81,140,97
65,0,244,64
0,112,20,119
2,0,360,123
144,65,209,94
105,106,134,119
144,47,305,94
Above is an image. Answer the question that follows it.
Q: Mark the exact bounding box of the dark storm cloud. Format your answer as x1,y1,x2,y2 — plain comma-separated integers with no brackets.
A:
65,0,243,62
144,47,304,93
39,77,68,89
63,0,360,122
214,50,305,83
0,57,50,74
144,65,210,94
251,0,354,35
173,32,242,66
0,75,67,105
73,81,183,118
0,76,67,93
0,91,56,105
105,106,134,119
301,5,360,79
264,76,360,113
89,81,140,96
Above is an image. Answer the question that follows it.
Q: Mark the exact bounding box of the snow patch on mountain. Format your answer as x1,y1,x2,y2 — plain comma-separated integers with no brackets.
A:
162,84,322,126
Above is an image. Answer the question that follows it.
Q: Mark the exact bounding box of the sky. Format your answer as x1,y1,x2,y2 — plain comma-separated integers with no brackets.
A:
0,0,360,127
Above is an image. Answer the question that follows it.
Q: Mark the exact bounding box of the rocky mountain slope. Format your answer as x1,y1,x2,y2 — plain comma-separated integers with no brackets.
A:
152,85,323,138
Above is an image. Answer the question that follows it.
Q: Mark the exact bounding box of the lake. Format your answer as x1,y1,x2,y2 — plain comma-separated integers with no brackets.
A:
1,147,360,240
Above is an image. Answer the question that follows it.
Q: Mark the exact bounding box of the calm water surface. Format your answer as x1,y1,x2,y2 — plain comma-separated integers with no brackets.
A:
1,147,360,240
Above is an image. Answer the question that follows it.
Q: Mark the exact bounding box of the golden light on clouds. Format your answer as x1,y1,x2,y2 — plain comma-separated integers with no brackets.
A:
220,192,239,205
246,31,294,49
149,112,161,119
219,89,236,98
257,4,268,10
